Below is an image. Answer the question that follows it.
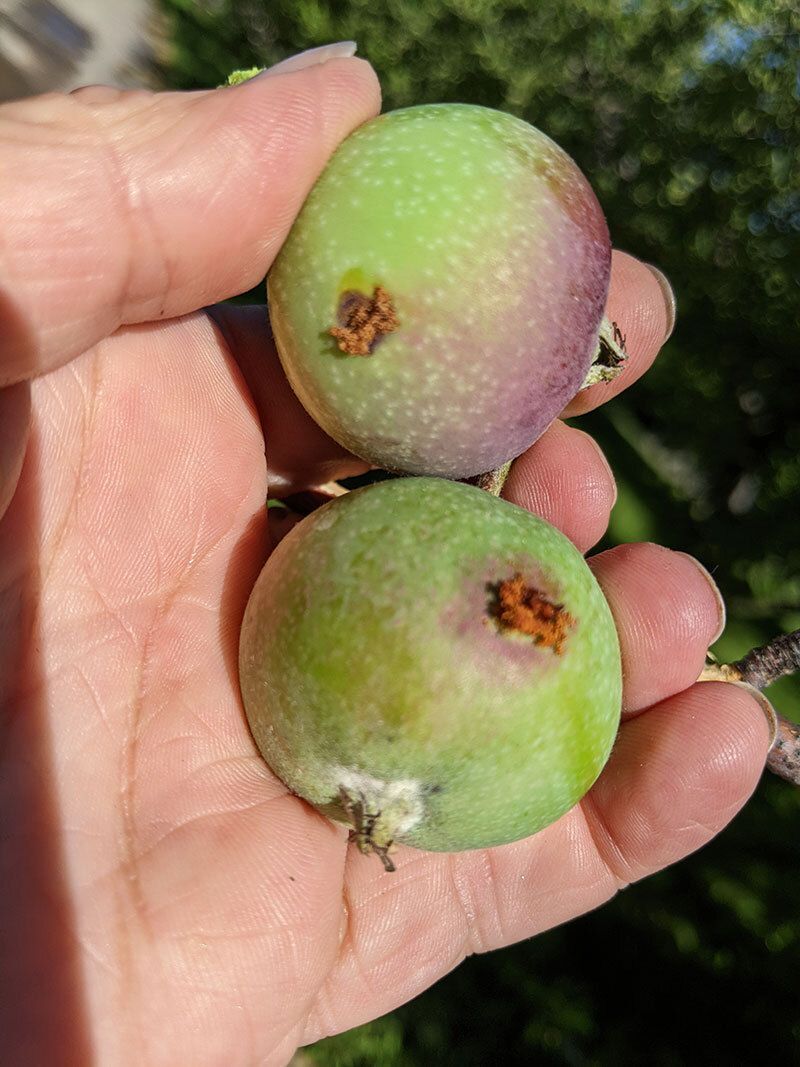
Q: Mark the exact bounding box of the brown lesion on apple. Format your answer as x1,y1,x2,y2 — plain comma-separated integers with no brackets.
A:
490,573,575,654
330,286,400,356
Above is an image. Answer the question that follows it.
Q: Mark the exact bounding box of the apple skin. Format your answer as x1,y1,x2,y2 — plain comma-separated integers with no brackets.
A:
268,103,611,479
239,478,622,856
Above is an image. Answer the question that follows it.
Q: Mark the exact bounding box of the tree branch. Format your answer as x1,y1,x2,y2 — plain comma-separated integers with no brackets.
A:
700,628,800,786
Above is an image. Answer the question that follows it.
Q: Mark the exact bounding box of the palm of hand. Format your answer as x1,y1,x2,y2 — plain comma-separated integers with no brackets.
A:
1,306,768,1067
3,313,344,1063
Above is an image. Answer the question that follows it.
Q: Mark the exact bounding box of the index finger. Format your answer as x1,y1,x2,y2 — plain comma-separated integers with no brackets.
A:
0,55,380,386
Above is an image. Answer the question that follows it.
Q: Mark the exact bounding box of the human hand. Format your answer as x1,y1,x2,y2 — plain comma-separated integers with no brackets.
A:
0,51,771,1066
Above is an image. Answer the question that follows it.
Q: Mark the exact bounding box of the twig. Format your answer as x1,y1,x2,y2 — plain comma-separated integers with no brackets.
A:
700,628,800,785
732,629,800,691
767,716,800,786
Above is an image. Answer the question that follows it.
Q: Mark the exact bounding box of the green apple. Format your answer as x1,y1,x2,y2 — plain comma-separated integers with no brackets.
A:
239,478,622,869
268,104,613,479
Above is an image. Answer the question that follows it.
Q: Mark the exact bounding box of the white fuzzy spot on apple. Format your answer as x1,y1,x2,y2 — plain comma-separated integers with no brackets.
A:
334,767,426,837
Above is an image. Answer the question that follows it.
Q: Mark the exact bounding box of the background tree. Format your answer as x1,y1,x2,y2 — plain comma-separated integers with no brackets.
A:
158,1,800,1062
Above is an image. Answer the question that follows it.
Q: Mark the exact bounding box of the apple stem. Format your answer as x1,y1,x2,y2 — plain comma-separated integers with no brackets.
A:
466,460,513,497
699,628,800,785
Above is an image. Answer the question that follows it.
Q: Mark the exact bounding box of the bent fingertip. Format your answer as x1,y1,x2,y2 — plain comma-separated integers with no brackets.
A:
737,683,779,748
224,43,361,86
232,51,381,143
675,552,726,644
697,681,776,774
228,46,380,111
580,428,618,508
502,421,617,553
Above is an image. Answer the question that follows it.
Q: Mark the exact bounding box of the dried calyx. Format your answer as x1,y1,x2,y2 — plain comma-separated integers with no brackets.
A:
582,316,628,387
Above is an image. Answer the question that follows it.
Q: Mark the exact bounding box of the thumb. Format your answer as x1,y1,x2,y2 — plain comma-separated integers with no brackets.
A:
0,52,380,385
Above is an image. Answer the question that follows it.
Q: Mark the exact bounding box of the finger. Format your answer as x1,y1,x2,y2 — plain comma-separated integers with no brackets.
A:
563,250,676,417
0,56,380,386
502,419,616,553
0,382,30,521
207,305,368,494
585,681,769,880
589,542,726,715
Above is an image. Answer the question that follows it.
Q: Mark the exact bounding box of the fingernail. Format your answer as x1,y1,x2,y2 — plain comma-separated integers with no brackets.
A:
256,41,358,79
679,553,726,644
644,263,677,341
739,683,779,747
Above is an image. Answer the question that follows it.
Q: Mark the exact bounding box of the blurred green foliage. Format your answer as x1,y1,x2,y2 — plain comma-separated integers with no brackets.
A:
159,1,799,1062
